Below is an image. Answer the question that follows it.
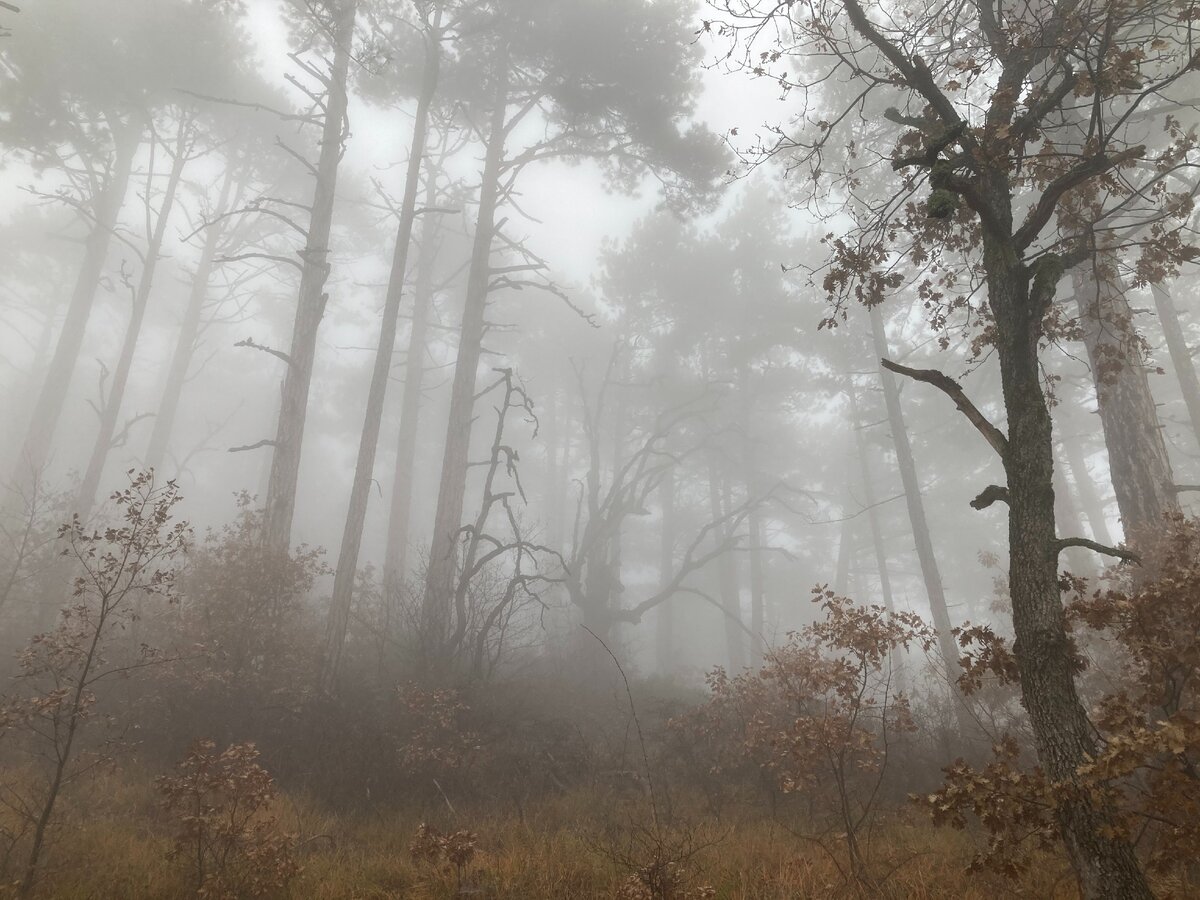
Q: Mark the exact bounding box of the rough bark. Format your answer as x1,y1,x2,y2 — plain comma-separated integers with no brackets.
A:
324,14,440,688
422,56,510,637
1072,258,1179,542
11,125,139,487
1152,280,1200,454
144,167,239,474
261,0,357,556
986,237,1154,899
76,126,191,520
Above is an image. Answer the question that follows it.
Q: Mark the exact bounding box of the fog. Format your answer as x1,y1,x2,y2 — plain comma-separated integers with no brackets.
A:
2,0,1200,896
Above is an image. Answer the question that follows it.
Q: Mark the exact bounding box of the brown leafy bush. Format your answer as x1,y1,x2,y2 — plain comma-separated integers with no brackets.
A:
409,822,478,889
673,587,932,886
924,516,1200,884
156,739,298,898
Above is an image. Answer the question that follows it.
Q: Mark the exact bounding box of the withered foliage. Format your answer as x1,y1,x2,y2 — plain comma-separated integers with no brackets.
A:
673,588,932,884
156,739,299,899
926,516,1200,882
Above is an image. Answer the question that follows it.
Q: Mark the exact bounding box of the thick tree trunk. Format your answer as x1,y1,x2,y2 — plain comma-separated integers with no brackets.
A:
654,467,676,675
869,304,961,699
422,59,510,641
985,237,1153,899
76,129,190,520
1072,257,1179,542
324,19,440,688
1151,280,1200,454
261,0,357,557
144,168,238,474
707,458,746,672
12,126,139,487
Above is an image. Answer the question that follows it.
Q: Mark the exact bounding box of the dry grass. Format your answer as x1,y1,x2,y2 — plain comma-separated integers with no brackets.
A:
0,771,1094,899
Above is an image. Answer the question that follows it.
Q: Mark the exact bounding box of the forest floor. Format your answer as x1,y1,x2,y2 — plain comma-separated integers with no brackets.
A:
8,773,1098,899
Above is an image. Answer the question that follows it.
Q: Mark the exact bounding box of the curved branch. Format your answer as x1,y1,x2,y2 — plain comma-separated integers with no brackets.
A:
881,358,1008,460
1052,537,1140,564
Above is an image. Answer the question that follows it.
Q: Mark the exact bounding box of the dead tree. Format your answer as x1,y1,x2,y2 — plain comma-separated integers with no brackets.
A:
259,0,358,557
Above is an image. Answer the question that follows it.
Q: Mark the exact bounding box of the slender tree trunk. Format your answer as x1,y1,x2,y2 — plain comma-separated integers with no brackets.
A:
833,442,856,597
261,0,357,556
422,57,510,640
12,126,139,487
655,467,676,675
543,388,562,551
869,304,962,700
848,383,897,616
381,175,442,603
76,129,190,520
1151,280,1200,454
144,167,238,474
1053,443,1095,579
1059,413,1116,547
1072,258,1179,542
707,458,746,672
738,368,766,666
984,233,1153,898
324,17,440,688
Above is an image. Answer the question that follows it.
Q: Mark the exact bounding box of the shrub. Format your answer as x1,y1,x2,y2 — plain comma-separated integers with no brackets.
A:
156,739,298,898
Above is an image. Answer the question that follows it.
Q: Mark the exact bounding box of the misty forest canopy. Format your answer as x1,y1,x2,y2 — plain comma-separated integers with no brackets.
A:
2,0,1200,898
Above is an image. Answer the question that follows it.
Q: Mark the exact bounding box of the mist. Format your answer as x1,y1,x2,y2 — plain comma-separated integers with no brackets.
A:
1,0,1199,897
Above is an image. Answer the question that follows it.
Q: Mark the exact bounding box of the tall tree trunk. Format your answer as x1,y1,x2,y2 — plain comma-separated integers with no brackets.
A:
1151,280,1200,454
707,458,746,672
1072,258,1178,543
76,127,191,520
1059,412,1116,547
869,304,962,700
144,167,239,474
655,467,676,675
984,233,1153,897
422,57,510,641
542,388,561,551
381,175,442,603
738,368,766,666
833,441,857,597
323,16,441,688
11,125,139,487
1053,442,1096,579
261,0,357,556
848,383,897,616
